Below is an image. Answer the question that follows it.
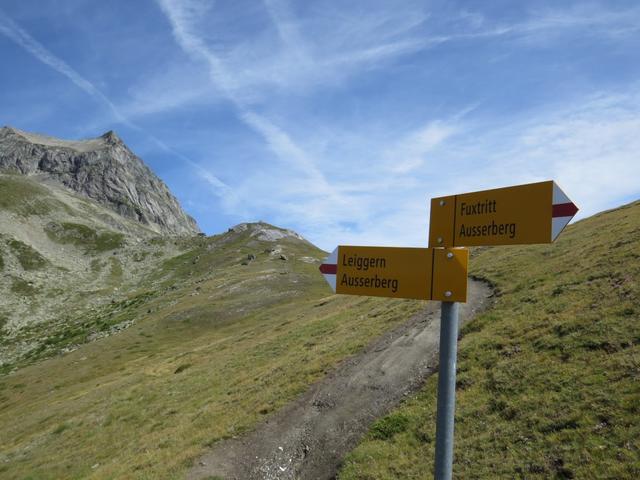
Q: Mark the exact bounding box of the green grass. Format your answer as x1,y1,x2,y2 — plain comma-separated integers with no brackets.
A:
10,277,37,296
90,258,103,273
108,256,123,285
0,175,53,217
3,205,636,480
0,282,423,479
7,239,47,270
370,413,412,440
3,290,162,372
0,223,426,479
340,201,640,480
44,222,124,253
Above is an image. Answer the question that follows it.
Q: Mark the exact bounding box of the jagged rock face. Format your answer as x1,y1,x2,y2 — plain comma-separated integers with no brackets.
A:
0,126,200,235
228,222,309,242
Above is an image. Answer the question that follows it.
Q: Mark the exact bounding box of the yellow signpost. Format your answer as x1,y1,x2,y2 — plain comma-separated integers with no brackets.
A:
429,180,578,247
319,179,578,480
319,246,468,302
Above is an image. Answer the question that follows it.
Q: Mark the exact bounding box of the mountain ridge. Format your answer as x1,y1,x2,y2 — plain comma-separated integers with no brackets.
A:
0,126,200,236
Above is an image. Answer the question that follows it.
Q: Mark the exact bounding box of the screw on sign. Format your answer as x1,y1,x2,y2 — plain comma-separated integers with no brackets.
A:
318,181,577,480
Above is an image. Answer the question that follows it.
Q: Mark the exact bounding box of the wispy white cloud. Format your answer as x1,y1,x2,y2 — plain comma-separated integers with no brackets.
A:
156,0,435,240
239,111,325,184
156,0,339,206
153,0,455,209
156,0,432,105
521,4,640,36
387,121,458,174
156,0,240,100
122,62,219,118
505,92,640,216
409,90,640,221
156,1,640,249
453,3,640,45
137,2,640,123
280,88,640,250
326,92,640,249
0,9,126,124
146,135,231,194
0,7,229,197
263,0,308,62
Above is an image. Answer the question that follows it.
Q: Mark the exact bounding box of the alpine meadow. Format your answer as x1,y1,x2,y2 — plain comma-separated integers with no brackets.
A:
2,1,640,479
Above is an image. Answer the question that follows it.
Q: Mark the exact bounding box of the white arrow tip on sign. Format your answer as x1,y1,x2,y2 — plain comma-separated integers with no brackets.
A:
319,247,338,292
552,182,579,241
552,181,571,205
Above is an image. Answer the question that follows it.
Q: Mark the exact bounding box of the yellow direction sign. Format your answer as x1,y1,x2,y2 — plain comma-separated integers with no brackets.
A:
429,180,578,247
319,246,468,302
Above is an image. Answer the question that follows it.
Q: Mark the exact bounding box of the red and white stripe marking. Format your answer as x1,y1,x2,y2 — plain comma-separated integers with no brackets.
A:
552,182,579,241
319,247,338,292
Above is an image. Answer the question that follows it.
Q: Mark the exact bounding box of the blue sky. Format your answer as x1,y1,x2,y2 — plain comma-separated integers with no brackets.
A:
1,1,639,250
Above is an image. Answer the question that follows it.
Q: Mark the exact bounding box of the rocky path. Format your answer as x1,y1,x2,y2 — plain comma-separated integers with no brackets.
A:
187,280,493,480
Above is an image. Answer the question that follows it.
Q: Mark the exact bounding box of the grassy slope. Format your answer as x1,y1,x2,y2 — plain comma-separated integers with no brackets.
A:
340,201,640,479
0,174,59,217
0,174,181,371
0,222,425,478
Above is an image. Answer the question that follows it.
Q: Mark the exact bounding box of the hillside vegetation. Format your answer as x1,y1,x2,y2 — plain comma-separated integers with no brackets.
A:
340,201,640,479
0,173,184,371
2,165,638,479
0,174,426,479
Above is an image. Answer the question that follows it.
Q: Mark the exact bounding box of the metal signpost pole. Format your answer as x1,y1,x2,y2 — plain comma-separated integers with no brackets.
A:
434,301,460,480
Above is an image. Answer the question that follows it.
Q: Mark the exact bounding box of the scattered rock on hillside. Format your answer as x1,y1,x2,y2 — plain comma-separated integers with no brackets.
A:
228,222,308,243
300,257,319,264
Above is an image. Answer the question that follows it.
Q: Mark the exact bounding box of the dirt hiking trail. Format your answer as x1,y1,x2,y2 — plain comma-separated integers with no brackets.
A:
188,280,493,480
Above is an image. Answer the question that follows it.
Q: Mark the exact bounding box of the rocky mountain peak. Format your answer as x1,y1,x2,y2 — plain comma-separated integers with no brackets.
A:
100,130,122,145
227,221,309,243
0,126,200,235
